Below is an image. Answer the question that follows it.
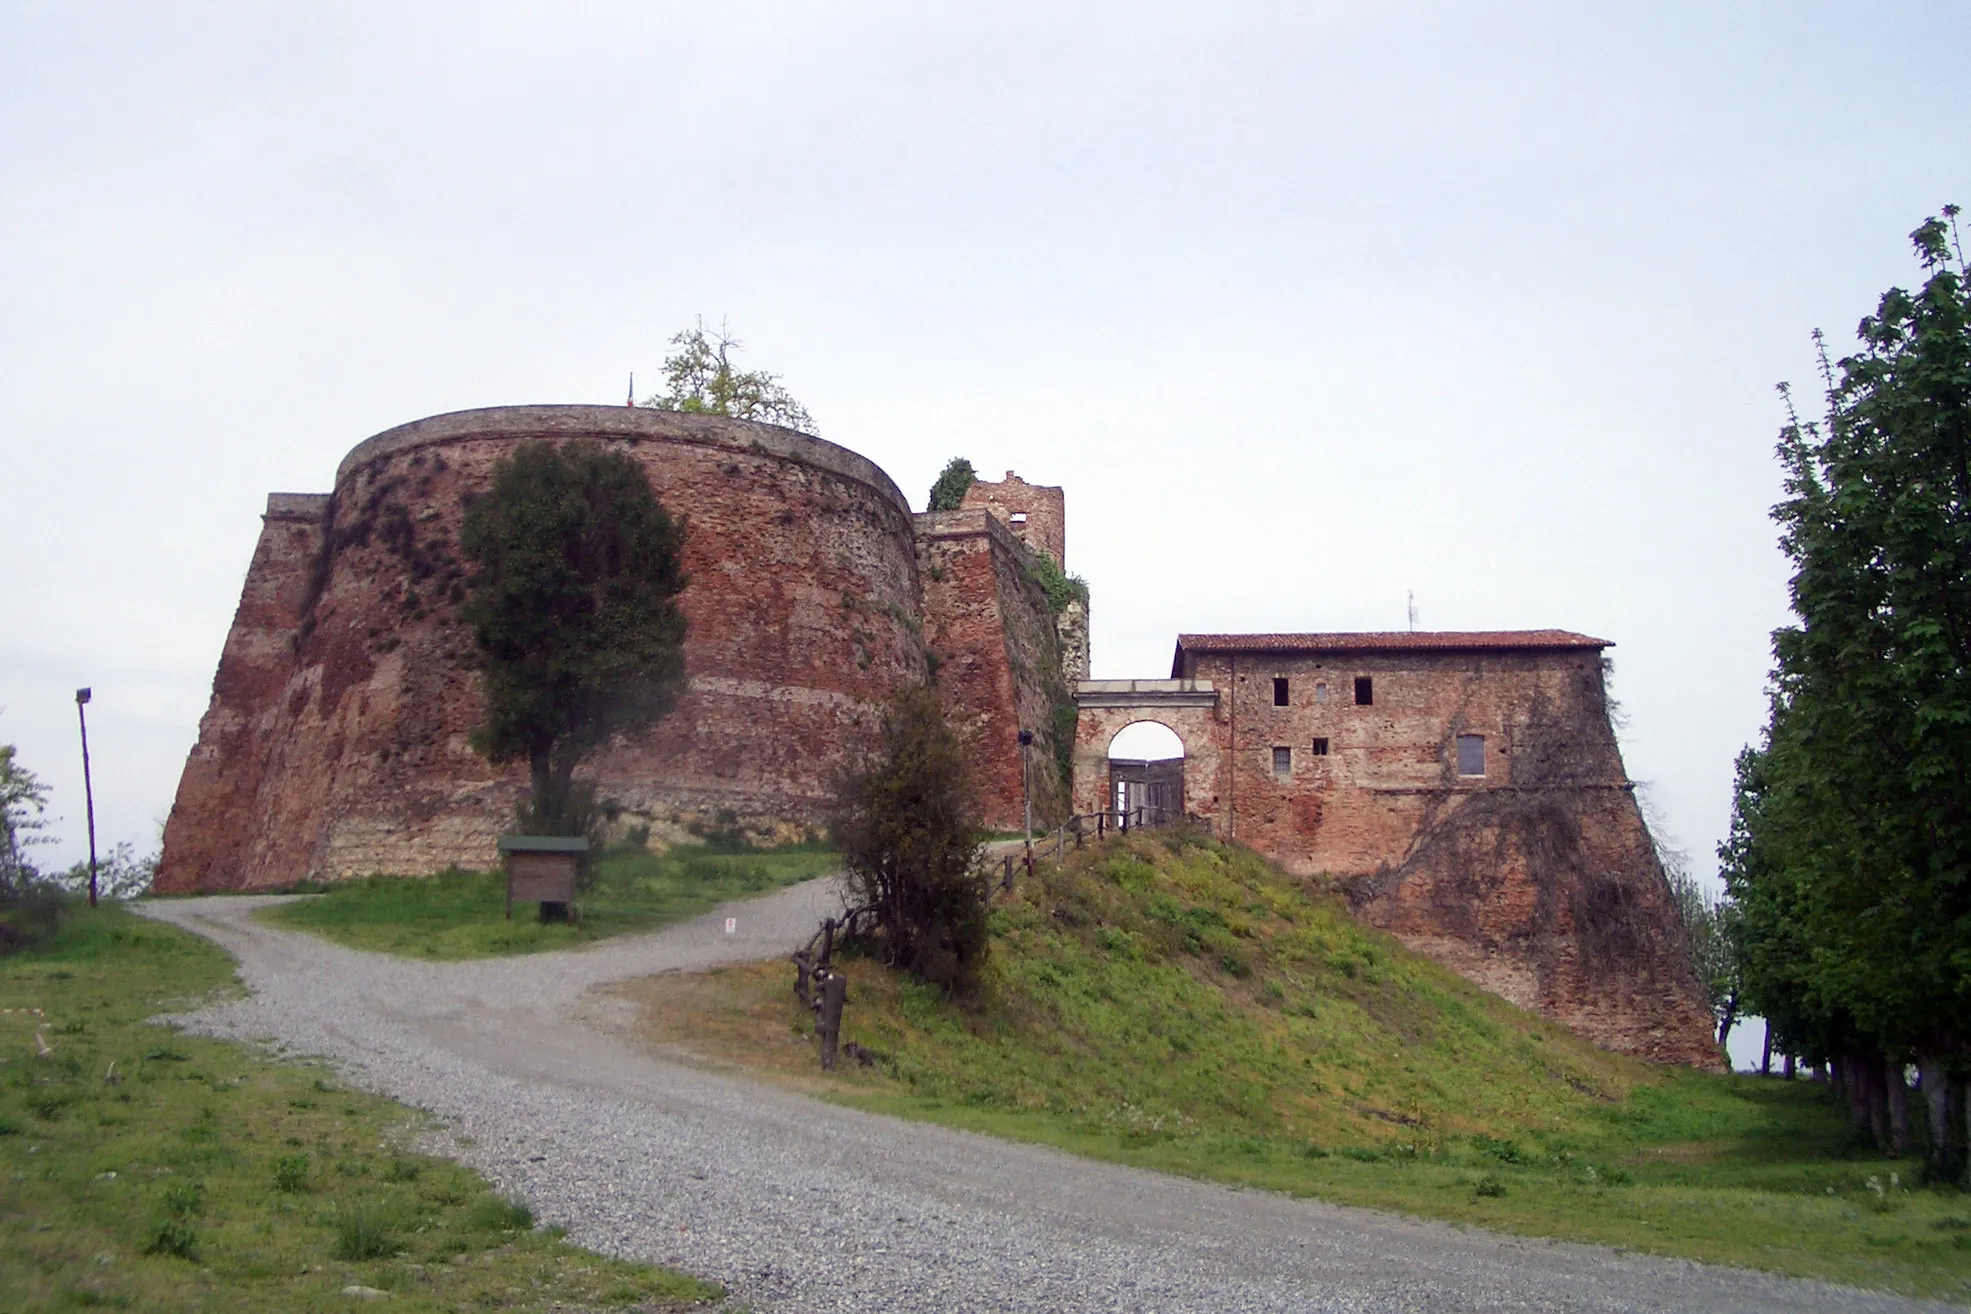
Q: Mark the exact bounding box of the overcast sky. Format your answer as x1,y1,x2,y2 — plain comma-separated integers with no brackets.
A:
3,3,1965,1054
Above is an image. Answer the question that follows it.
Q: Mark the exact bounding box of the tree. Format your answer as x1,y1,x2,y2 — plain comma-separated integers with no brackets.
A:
639,318,815,433
1723,206,1971,1164
927,457,976,511
0,738,49,894
832,685,988,997
461,441,689,835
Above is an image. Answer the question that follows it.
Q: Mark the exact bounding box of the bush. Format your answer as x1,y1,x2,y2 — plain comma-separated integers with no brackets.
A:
330,1199,398,1260
273,1154,309,1192
832,686,987,997
143,1218,198,1260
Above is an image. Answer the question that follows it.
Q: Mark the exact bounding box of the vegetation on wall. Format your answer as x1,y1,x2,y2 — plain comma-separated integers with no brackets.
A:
927,457,976,511
460,440,689,837
1027,548,1089,615
638,318,816,433
1721,207,1971,1171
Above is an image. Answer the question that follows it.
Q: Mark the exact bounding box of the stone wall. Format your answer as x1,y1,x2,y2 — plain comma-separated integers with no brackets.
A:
1072,635,1720,1068
915,508,1071,831
156,407,929,891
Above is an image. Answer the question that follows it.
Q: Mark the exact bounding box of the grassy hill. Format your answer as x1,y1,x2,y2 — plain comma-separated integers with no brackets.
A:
616,829,1971,1299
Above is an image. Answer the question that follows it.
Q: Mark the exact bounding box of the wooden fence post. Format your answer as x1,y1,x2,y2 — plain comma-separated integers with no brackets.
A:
817,970,848,1071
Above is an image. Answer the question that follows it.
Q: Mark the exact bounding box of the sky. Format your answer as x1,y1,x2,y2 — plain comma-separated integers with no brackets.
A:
3,3,1965,1063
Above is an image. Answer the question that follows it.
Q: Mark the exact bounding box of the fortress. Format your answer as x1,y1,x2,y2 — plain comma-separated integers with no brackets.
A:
157,404,1717,1067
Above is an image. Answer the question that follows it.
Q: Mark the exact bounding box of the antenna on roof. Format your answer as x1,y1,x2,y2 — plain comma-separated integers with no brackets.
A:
1407,590,1418,632
627,372,635,408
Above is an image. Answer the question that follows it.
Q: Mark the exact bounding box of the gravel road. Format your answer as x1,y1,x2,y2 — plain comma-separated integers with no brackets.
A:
136,887,1948,1313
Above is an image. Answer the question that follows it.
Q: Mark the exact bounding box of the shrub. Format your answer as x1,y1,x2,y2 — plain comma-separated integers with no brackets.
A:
142,1218,198,1260
273,1154,309,1193
1474,1174,1508,1198
832,685,987,997
330,1200,398,1260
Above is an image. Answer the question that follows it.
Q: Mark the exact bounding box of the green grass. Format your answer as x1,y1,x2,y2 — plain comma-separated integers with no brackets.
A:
628,830,1971,1300
260,840,839,959
0,902,723,1311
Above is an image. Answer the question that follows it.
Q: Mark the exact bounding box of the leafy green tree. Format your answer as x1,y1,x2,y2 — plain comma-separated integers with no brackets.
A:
0,738,49,893
1724,206,1971,1163
833,685,988,997
927,457,977,511
461,441,689,835
639,319,815,433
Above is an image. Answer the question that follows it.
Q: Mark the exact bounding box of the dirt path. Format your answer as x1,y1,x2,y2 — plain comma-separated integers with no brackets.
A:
136,888,1944,1313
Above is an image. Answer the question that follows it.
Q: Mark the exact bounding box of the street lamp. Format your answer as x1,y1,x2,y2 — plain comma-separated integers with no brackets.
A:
1017,728,1034,858
75,688,98,908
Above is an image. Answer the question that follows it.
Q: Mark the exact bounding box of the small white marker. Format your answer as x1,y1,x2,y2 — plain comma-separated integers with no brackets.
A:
724,917,736,935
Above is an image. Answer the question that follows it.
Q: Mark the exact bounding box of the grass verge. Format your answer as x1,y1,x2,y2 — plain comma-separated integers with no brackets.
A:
609,830,1971,1300
260,841,838,959
0,901,723,1311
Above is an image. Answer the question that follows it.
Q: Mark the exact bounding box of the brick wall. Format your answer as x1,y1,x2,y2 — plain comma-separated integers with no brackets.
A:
1071,640,1720,1067
916,508,1071,831
156,407,930,890
959,471,1067,569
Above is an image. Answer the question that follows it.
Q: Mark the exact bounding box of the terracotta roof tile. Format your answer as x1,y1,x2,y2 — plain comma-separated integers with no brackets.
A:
1171,630,1610,675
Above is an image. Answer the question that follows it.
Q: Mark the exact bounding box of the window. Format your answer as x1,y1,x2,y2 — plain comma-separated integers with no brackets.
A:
1314,682,1328,703
1457,734,1486,777
1311,737,1329,756
1273,677,1289,706
1272,746,1292,775
1010,512,1028,525
1354,676,1374,705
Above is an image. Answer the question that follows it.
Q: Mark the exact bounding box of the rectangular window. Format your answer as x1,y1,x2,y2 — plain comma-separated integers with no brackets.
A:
1311,737,1329,756
1457,734,1486,777
1354,676,1374,705
1273,677,1289,706
1272,746,1291,775
1314,682,1328,703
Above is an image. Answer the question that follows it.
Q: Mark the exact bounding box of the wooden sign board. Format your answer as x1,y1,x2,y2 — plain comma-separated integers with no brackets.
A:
498,835,588,922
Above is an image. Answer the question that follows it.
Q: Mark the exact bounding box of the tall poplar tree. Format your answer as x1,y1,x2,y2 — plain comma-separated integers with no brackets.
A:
1725,207,1971,1167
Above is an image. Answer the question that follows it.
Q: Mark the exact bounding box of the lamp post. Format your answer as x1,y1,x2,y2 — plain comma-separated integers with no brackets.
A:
75,688,98,907
1017,728,1034,859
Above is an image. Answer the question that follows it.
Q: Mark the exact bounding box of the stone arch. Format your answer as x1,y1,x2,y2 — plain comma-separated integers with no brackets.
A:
1070,680,1222,826
1105,719,1187,824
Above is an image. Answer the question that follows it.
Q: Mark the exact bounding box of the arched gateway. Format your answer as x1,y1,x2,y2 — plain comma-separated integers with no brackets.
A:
1071,680,1221,827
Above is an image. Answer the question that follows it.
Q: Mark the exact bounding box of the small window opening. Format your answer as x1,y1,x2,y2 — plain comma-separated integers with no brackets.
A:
1314,682,1328,703
1457,734,1486,777
1272,746,1292,775
1311,737,1329,756
1273,677,1289,706
1354,676,1374,705
1009,512,1028,525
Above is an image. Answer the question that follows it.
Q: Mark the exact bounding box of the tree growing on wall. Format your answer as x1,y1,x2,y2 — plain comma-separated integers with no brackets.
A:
833,684,988,997
461,441,689,836
639,318,815,433
927,457,977,511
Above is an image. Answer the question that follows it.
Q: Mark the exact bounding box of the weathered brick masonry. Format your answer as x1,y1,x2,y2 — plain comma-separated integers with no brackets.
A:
1073,632,1719,1067
915,509,1072,830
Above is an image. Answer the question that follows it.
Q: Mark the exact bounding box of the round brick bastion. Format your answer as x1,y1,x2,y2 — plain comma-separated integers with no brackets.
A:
156,406,927,891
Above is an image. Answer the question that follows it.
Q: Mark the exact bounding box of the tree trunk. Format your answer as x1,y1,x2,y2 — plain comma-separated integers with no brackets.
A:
1886,1060,1911,1157
1716,993,1739,1049
529,748,553,822
1783,1052,1796,1080
1760,1028,1773,1077
1865,1055,1892,1150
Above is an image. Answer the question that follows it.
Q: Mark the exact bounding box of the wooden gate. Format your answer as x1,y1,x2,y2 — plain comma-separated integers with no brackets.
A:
1108,756,1184,829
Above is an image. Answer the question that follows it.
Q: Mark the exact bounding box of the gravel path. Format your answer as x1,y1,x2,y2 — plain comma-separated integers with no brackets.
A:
136,888,1946,1313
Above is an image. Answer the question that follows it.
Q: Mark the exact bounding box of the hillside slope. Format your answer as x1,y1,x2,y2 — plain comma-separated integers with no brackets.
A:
617,831,1971,1295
